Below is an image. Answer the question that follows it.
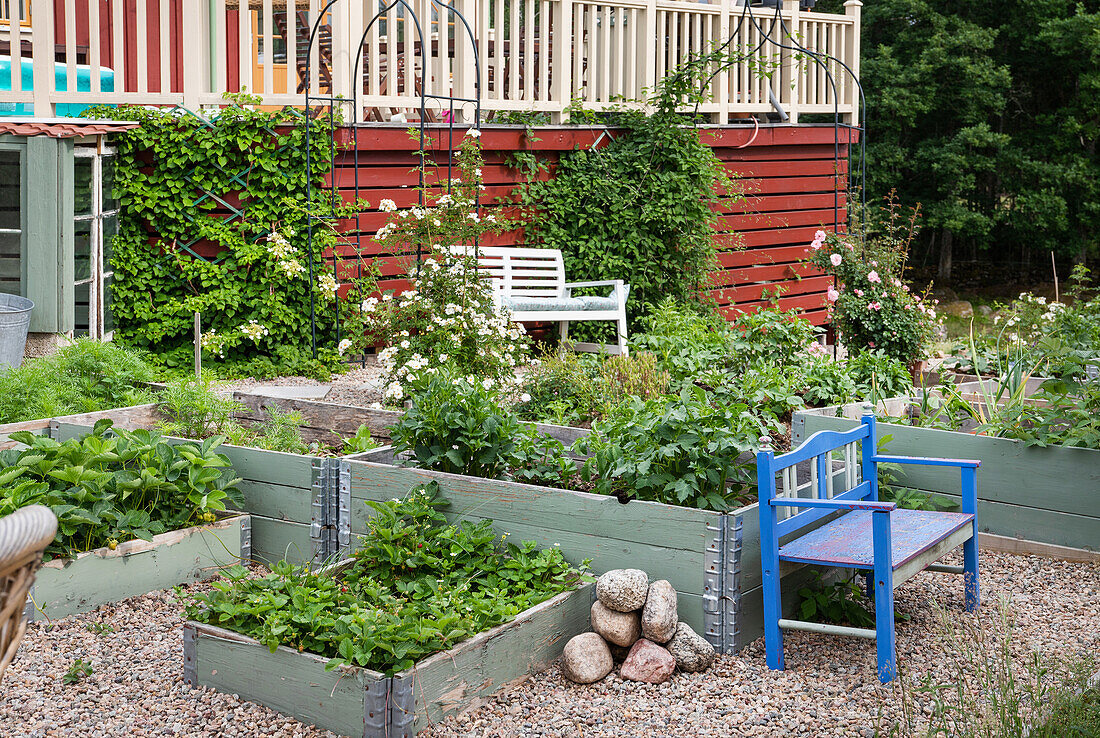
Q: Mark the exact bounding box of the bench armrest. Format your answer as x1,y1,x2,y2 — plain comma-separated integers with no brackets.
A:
770,498,897,512
872,455,981,469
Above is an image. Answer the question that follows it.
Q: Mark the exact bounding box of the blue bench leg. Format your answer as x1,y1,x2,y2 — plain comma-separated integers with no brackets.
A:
964,527,980,612
762,550,784,671
872,511,896,683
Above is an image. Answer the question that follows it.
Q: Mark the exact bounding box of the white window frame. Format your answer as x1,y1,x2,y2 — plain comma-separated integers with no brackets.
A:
73,138,117,341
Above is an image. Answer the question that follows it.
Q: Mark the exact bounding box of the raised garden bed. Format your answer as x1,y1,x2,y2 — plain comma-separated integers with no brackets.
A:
29,394,819,652
793,407,1100,551
27,514,250,621
183,583,591,737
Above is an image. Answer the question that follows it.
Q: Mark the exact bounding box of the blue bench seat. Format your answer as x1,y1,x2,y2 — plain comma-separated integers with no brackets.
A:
780,509,974,571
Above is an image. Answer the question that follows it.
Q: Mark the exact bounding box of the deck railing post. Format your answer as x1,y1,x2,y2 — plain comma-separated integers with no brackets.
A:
452,0,478,123
182,0,208,109
783,0,799,124
30,0,54,116
715,0,731,124
642,0,657,112
330,0,354,109
844,0,861,123
549,0,573,123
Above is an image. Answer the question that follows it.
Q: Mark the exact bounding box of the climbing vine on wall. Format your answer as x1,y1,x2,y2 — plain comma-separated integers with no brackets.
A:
85,95,351,378
512,58,744,328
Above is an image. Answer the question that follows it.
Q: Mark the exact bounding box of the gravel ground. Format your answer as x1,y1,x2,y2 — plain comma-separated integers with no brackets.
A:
2,552,1096,737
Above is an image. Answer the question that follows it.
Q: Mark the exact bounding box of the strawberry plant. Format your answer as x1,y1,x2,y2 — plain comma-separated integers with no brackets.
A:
184,483,588,675
0,419,242,560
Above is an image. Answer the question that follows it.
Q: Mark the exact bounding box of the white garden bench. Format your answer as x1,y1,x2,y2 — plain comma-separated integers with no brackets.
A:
472,247,631,355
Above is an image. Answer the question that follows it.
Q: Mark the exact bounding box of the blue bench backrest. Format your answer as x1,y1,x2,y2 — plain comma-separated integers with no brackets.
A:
757,415,879,540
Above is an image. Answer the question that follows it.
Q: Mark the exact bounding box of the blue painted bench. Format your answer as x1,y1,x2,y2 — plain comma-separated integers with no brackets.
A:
756,415,980,682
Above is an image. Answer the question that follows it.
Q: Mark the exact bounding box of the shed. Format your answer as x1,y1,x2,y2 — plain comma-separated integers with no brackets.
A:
0,119,136,351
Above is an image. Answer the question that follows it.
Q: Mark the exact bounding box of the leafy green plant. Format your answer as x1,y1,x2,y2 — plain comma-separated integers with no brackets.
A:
0,339,154,424
84,622,116,637
62,658,94,685
0,419,242,560
847,350,913,404
796,572,875,628
577,386,773,510
801,356,860,407
391,371,572,486
516,350,605,426
84,93,351,378
342,425,379,455
157,378,308,454
185,483,588,675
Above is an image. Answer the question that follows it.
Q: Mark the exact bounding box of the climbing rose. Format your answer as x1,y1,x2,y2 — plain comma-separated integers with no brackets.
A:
810,238,824,250
815,229,827,241
827,286,840,303
830,253,843,266
868,271,881,283
868,302,882,311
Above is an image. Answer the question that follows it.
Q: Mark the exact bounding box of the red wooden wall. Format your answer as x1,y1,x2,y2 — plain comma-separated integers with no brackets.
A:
328,124,852,326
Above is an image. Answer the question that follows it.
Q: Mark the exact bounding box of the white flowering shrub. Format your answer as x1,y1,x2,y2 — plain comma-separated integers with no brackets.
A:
340,130,527,400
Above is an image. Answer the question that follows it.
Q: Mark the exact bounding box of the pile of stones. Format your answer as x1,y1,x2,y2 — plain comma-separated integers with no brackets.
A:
560,569,716,685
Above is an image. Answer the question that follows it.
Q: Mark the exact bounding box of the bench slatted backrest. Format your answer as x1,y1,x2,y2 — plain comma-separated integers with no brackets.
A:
473,247,566,298
759,418,878,538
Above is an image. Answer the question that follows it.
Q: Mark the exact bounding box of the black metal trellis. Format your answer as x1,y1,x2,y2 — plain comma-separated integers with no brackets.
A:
301,0,483,359
689,1,867,235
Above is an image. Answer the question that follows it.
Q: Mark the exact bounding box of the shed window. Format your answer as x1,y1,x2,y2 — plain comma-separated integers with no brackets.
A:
73,144,117,340
0,149,21,296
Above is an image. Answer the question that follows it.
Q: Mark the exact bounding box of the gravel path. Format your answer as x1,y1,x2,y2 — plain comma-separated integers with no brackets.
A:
2,552,1096,737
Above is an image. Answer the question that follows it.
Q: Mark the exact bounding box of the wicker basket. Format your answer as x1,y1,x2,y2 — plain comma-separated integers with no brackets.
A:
0,505,57,683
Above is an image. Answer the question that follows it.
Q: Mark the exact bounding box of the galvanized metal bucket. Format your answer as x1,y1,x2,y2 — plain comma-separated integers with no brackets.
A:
0,294,34,369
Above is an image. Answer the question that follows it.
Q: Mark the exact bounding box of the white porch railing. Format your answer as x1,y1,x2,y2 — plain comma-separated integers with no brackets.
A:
0,0,860,122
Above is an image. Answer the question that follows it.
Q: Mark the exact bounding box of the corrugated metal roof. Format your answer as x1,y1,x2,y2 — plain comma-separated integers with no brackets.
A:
0,120,139,138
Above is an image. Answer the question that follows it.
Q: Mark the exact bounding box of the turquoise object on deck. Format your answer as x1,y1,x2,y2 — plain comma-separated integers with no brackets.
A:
0,56,115,117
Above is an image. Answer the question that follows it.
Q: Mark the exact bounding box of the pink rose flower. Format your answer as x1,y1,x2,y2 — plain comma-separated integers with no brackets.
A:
815,229,827,242
827,286,840,303
868,270,881,283
869,301,882,311
810,238,824,250
868,341,876,348
855,289,864,297
830,253,843,266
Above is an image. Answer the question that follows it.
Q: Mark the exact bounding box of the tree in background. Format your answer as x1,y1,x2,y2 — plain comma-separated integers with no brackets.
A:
856,0,1099,280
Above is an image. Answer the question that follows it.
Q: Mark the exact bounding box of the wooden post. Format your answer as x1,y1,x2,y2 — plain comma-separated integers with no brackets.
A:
452,0,478,123
550,0,574,123
30,0,54,116
642,0,657,110
181,0,206,109
194,312,202,378
330,0,353,106
783,0,799,124
844,0,861,124
715,0,731,124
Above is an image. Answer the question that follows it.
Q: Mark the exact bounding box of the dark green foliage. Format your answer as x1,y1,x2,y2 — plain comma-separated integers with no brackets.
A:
796,572,875,628
515,66,740,326
0,340,153,424
576,386,773,511
846,350,914,404
0,419,242,560
184,483,588,675
390,372,574,486
861,0,1100,268
83,96,346,377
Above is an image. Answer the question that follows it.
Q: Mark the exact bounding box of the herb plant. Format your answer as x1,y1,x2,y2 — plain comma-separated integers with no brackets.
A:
185,483,588,674
0,420,242,560
0,339,153,424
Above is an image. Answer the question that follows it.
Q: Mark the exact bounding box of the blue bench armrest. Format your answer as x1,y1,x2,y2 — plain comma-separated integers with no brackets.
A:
770,498,897,512
872,454,980,469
